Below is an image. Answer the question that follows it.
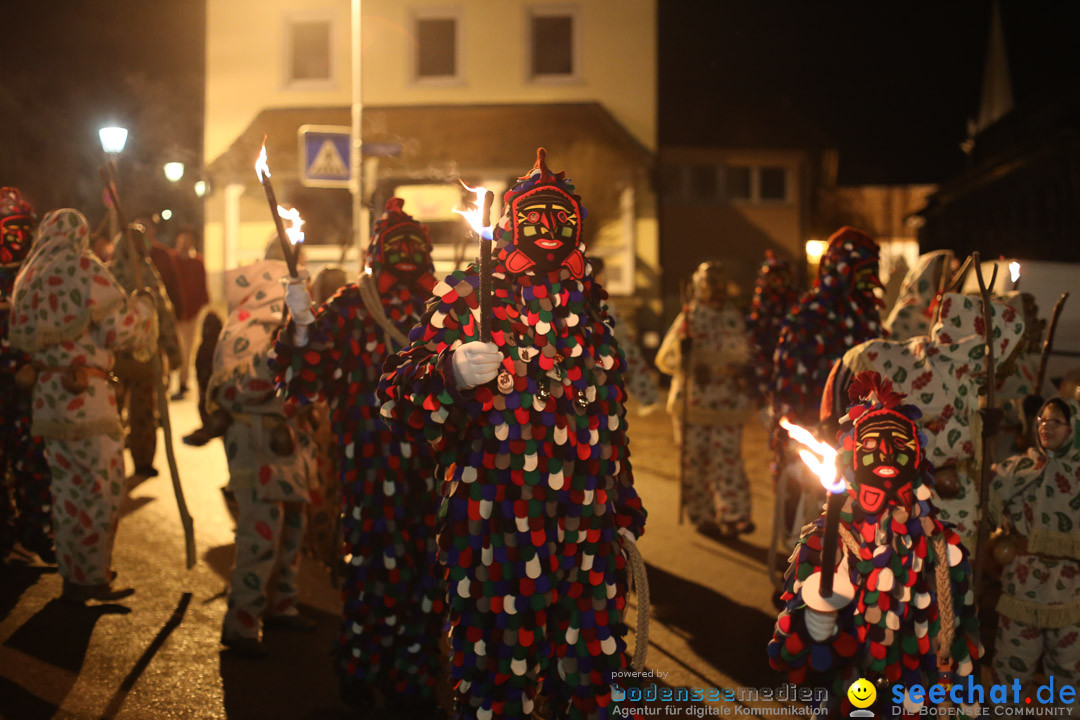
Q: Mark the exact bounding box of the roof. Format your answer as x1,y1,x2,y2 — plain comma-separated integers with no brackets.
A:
207,102,652,182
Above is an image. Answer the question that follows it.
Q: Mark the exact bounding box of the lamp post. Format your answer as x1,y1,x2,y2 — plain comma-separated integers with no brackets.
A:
99,126,128,240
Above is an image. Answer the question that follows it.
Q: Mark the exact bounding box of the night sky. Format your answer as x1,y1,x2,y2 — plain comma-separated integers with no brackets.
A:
1,0,1077,225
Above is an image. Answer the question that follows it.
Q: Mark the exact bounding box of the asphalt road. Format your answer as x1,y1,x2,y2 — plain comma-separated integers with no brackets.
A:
0,394,800,720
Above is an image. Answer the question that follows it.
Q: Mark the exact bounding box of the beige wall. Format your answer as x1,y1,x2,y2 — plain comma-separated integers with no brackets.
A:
205,0,657,164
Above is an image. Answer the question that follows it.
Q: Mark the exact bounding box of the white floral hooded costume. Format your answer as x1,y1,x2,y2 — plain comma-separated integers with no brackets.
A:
9,208,156,587
989,396,1080,704
209,259,314,641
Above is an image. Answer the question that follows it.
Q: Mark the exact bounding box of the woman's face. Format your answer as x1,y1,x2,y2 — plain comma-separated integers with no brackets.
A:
1037,404,1071,452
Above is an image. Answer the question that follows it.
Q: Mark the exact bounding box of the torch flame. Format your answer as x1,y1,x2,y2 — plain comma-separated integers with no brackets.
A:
277,205,304,246
453,181,494,240
255,143,271,181
1009,261,1021,283
779,417,845,494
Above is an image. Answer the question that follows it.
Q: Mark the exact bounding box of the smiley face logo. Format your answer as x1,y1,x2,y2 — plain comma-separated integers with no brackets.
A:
847,678,876,709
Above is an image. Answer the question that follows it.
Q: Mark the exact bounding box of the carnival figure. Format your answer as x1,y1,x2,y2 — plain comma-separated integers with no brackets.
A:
378,149,646,720
768,372,982,718
824,292,1027,548
211,260,316,657
10,209,156,601
109,223,182,479
746,250,799,406
989,395,1080,711
656,261,753,536
271,199,444,715
772,227,882,424
0,187,53,562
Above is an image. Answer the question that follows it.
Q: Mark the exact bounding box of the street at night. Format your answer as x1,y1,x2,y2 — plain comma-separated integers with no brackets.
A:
2,2,1080,719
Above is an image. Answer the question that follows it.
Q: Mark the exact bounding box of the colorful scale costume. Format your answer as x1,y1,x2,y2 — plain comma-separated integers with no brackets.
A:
210,260,315,642
768,372,982,718
771,226,883,424
378,150,646,720
0,187,52,560
826,292,1026,547
655,262,753,530
989,396,1080,707
270,199,444,706
746,250,799,405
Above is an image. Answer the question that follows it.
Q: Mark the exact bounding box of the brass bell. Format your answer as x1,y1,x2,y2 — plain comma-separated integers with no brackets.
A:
935,466,961,499
269,421,296,456
14,364,37,390
536,381,550,402
992,534,1019,567
60,366,89,394
573,388,589,413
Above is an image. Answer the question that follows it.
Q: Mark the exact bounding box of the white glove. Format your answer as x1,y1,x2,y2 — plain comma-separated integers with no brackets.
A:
804,607,838,642
284,281,315,324
451,342,502,390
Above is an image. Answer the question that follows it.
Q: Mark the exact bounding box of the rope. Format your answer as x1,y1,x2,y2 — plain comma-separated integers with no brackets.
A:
933,534,956,666
622,535,651,671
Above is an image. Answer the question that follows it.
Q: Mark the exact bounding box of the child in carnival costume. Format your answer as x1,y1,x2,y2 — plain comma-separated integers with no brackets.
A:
211,260,316,657
271,198,444,715
746,250,799,407
655,261,753,537
378,149,647,720
768,372,982,718
0,187,53,562
989,395,1080,710
771,227,883,425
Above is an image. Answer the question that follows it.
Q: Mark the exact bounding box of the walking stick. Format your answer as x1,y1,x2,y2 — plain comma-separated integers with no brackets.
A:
677,281,692,525
1036,293,1070,394
100,166,197,569
971,253,998,597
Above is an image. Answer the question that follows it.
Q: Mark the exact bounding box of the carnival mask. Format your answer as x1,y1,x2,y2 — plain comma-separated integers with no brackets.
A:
381,226,431,286
851,259,882,294
852,410,919,513
505,185,584,275
0,214,33,264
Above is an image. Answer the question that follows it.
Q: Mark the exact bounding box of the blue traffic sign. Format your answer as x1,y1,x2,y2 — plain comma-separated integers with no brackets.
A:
298,125,403,188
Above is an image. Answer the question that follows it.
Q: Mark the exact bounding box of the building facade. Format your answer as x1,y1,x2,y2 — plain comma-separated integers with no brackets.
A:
203,0,658,304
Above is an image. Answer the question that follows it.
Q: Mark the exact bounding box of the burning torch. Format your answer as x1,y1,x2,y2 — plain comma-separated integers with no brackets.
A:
254,139,303,277
779,417,854,609
454,183,495,342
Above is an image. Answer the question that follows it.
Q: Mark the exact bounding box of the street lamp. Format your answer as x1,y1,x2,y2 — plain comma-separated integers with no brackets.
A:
163,162,185,183
99,126,128,155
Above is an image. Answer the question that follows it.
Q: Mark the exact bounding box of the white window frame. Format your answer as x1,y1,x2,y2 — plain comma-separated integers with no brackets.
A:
281,9,338,90
411,7,464,86
525,4,582,84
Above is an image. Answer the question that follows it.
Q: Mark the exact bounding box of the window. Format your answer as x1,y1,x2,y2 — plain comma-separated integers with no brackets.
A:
416,17,457,79
660,165,686,201
529,8,578,79
289,21,331,82
690,165,718,202
726,166,752,200
759,167,788,201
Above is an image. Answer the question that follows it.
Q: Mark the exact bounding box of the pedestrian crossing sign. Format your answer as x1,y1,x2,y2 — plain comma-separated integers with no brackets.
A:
298,125,352,188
